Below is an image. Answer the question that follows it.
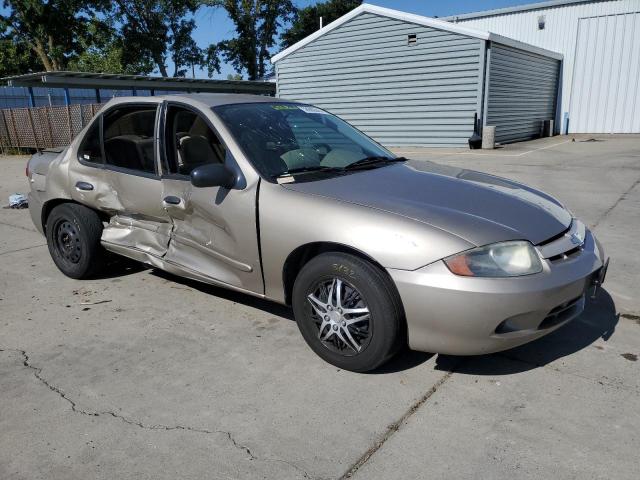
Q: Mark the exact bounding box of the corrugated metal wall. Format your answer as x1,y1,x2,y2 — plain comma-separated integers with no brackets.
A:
0,87,168,109
449,0,640,132
486,43,560,142
276,12,485,147
569,12,640,133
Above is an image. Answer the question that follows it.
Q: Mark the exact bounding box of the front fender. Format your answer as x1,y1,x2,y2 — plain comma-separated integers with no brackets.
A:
259,182,473,303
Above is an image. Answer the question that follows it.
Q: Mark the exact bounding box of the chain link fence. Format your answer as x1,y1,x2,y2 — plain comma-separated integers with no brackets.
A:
0,103,102,152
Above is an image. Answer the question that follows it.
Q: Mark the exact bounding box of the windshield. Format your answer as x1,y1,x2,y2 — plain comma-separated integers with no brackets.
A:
213,102,395,180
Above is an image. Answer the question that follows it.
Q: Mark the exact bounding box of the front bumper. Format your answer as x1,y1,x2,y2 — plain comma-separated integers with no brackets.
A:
389,229,607,355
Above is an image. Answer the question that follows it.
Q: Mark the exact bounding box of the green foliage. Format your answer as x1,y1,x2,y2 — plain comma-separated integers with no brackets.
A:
1,0,338,80
281,0,361,49
0,38,41,76
0,0,107,72
169,15,202,77
67,20,155,74
111,0,203,77
226,73,242,80
204,0,295,80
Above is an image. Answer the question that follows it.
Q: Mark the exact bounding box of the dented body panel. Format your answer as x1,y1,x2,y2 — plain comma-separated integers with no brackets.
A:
28,93,607,356
161,175,262,293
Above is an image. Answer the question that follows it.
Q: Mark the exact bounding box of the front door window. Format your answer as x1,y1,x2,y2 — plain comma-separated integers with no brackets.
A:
164,106,226,176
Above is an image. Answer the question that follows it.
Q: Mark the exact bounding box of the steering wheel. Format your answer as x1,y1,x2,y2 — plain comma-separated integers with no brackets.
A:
312,143,332,156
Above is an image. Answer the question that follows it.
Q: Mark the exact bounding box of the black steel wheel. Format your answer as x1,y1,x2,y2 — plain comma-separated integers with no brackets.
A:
46,203,106,279
53,218,83,264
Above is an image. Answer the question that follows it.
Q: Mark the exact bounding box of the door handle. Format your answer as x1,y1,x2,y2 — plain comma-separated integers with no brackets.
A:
75,181,94,191
163,195,183,206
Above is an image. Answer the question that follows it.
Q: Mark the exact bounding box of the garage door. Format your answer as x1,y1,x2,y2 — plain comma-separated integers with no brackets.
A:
569,12,640,133
485,43,560,143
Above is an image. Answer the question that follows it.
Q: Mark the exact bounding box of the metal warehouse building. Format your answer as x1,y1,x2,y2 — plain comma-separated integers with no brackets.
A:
273,4,563,146
273,0,640,146
446,0,640,134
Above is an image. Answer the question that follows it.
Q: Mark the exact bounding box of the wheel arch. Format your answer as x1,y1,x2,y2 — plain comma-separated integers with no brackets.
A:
282,241,398,306
283,241,409,355
41,199,109,233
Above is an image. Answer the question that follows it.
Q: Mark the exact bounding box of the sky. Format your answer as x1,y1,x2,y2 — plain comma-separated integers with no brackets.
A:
189,0,537,79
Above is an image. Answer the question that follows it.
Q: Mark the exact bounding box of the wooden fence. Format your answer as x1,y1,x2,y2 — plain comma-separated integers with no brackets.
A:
0,103,102,151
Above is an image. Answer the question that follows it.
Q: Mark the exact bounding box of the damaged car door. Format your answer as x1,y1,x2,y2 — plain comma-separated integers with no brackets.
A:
159,103,263,294
99,102,174,258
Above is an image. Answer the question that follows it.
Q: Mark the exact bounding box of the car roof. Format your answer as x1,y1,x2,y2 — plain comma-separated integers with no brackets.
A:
103,93,295,108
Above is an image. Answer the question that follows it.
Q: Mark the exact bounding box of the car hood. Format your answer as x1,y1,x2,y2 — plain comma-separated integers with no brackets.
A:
282,162,572,246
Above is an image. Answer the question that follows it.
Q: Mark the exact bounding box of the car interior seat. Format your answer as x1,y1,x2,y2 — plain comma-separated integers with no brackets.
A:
177,116,225,175
104,135,154,172
280,148,320,170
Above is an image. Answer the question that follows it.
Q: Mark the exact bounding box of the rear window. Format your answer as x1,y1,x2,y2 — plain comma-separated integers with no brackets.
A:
78,120,102,164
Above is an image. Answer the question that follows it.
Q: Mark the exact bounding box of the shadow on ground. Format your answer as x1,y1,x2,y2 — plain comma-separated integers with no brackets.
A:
92,256,148,280
437,289,619,375
149,268,295,320
105,262,618,376
150,268,436,373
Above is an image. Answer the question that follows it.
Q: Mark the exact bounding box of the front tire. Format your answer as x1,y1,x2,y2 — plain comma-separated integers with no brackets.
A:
46,203,106,279
292,252,404,372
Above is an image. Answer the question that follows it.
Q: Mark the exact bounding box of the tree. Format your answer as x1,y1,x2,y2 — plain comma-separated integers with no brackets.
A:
0,0,105,72
204,0,295,80
111,0,202,77
168,14,202,77
0,38,41,76
67,20,155,74
281,0,361,49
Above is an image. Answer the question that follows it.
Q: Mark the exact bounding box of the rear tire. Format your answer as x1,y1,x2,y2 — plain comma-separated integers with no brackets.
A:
292,252,404,372
46,203,106,279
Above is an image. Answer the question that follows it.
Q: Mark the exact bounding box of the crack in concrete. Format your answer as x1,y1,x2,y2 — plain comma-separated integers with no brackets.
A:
0,243,46,256
2,348,318,479
591,176,640,229
339,367,458,479
264,458,318,480
497,352,640,394
0,220,38,233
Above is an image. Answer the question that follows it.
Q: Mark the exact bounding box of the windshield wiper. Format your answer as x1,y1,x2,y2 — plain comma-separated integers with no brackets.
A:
275,165,344,178
343,156,408,170
274,157,407,181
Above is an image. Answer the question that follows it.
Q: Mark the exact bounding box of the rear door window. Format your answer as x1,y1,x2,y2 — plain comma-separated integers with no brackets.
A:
103,105,158,174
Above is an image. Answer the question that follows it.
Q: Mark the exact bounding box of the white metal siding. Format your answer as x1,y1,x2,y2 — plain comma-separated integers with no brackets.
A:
450,0,640,131
276,12,485,147
486,43,560,142
569,12,640,132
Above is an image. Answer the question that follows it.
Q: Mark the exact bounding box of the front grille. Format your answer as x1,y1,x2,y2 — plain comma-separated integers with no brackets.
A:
536,220,587,262
537,225,571,247
547,246,582,263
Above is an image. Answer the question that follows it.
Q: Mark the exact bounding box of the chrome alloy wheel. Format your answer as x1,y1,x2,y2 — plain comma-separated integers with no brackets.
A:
307,278,372,356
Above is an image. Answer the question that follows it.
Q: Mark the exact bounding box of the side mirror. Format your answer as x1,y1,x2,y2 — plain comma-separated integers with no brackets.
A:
190,164,236,189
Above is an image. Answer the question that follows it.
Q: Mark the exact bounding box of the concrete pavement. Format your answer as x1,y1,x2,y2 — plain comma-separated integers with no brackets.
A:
1,135,638,479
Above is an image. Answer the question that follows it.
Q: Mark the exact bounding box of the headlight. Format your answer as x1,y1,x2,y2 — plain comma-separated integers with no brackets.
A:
444,241,543,277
